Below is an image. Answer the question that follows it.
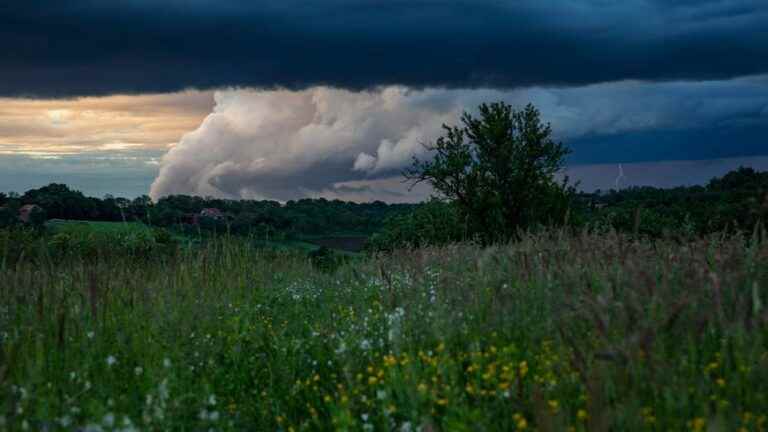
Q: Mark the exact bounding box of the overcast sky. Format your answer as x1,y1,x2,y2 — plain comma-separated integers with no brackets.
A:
1,1,766,201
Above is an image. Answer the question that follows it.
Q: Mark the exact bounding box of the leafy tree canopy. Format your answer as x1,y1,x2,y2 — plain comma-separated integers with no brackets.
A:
405,102,573,242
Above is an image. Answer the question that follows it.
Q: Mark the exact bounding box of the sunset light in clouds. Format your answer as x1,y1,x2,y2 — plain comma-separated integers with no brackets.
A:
0,92,212,158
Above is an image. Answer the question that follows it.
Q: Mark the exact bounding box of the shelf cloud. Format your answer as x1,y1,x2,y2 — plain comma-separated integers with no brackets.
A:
2,1,767,97
150,76,768,201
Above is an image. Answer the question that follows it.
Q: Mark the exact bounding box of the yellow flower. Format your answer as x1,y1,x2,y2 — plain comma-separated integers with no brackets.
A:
688,417,706,432
516,418,528,430
715,378,726,387
383,355,398,367
577,409,588,421
368,376,378,385
417,383,428,393
519,361,529,377
436,398,448,406
548,399,560,413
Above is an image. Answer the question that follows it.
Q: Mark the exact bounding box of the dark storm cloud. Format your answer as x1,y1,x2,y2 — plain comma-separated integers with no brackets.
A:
2,0,767,97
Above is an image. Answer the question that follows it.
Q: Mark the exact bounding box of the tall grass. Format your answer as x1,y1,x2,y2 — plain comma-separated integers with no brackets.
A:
1,230,767,430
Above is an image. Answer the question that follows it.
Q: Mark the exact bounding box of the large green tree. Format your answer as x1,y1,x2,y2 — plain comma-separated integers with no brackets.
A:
405,102,573,242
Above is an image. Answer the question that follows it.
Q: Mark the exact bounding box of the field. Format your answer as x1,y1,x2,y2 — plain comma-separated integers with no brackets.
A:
46,220,153,236
1,230,768,431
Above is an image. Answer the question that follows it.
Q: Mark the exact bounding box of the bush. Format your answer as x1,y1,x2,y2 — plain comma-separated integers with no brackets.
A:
366,199,464,251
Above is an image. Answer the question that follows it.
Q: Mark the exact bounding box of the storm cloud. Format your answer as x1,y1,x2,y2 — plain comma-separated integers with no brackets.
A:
2,0,768,97
149,76,768,201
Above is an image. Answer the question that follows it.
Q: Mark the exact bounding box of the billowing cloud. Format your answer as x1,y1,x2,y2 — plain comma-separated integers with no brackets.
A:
2,1,767,97
150,75,768,201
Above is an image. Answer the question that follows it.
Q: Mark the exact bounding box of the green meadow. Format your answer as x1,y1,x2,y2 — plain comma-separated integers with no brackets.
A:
1,229,767,431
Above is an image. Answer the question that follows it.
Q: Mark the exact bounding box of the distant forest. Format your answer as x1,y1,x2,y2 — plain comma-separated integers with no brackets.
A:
0,184,415,236
1,166,767,241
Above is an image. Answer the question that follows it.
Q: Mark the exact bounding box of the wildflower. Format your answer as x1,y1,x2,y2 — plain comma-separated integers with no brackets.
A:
548,399,560,413
519,361,528,377
87,331,95,339
577,409,588,421
106,355,117,367
688,417,706,432
163,358,172,368
134,367,143,376
436,398,448,406
716,378,726,387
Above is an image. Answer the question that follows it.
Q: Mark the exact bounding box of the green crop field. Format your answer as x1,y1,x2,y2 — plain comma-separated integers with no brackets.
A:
46,220,153,236
1,230,767,431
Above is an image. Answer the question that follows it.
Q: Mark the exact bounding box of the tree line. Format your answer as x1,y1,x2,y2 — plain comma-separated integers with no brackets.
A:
0,184,415,236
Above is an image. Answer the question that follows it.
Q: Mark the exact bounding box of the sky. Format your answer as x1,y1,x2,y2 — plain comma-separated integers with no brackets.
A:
1,0,767,201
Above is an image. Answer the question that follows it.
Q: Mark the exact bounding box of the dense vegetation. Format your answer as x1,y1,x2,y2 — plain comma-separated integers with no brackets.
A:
405,103,574,244
2,230,768,430
370,166,768,251
0,184,413,237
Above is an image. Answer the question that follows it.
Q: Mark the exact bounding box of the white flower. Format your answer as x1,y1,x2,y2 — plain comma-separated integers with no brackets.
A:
361,413,369,422
87,331,95,339
209,411,220,421
106,355,117,367
400,422,413,432
360,339,372,350
335,341,347,354
208,394,217,406
134,367,143,376
163,358,172,368
376,390,387,400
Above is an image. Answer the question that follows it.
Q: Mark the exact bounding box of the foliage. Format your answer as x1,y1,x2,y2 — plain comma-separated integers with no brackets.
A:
582,166,768,238
0,206,17,229
366,199,465,251
1,231,767,430
406,102,574,243
2,183,414,238
0,221,179,265
308,246,347,273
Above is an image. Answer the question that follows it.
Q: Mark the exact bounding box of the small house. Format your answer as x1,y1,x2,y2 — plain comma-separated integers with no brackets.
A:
19,204,43,223
193,207,224,225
